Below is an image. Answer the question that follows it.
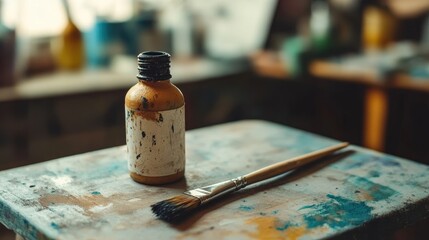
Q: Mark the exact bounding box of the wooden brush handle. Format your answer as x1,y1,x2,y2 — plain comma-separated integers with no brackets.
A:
243,142,349,185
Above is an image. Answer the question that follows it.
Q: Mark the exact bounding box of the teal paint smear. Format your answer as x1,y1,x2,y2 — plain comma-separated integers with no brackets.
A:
378,156,401,167
276,221,295,231
86,161,127,180
347,176,397,201
239,205,254,211
333,153,372,170
50,222,61,231
91,191,101,195
368,170,380,178
300,194,372,229
334,152,401,170
103,161,127,174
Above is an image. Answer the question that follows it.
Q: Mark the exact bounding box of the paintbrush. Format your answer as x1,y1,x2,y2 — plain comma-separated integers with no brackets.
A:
151,142,349,223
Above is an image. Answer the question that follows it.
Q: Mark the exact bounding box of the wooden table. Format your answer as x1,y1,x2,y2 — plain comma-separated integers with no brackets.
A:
0,120,428,239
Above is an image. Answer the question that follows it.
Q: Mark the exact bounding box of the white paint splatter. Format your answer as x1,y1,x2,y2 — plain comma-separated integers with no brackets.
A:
89,203,113,213
41,175,73,187
128,198,141,202
218,219,237,226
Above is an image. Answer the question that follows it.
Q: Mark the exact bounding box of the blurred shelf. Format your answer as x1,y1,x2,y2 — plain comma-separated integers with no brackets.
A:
0,56,248,102
309,59,429,91
391,73,429,92
251,50,429,93
309,60,381,85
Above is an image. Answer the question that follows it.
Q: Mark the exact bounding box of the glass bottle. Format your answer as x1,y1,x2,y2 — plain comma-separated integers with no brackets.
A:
125,51,185,185
55,0,84,70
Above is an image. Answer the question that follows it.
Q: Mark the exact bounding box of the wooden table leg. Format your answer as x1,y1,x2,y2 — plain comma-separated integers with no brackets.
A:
363,86,388,151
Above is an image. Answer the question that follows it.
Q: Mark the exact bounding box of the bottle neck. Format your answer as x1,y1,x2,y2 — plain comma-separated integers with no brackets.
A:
137,51,172,81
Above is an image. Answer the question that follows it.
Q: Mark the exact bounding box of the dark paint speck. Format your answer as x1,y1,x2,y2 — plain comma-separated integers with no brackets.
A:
152,135,156,146
142,97,149,109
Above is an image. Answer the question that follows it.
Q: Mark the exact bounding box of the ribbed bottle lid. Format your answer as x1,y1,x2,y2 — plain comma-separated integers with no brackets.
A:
137,51,172,81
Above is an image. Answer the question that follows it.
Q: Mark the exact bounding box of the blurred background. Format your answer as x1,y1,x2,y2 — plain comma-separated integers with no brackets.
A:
0,0,429,238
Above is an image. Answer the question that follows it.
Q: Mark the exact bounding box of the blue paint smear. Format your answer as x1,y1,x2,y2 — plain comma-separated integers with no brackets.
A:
50,222,61,231
368,170,380,178
334,153,372,170
104,161,126,173
91,191,101,195
347,176,397,201
239,205,254,211
300,194,372,229
334,153,401,170
276,221,295,231
378,156,401,167
86,161,127,179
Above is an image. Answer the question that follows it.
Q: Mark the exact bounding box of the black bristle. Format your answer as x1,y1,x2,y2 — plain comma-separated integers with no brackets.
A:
151,194,201,223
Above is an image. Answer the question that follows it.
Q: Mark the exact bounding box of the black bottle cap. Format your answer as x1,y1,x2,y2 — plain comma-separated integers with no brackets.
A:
137,51,172,81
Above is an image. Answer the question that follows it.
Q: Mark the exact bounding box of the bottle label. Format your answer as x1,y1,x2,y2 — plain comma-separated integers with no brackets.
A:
125,105,185,177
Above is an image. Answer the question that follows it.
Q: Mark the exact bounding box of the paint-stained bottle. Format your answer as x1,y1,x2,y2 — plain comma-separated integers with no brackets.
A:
125,51,185,185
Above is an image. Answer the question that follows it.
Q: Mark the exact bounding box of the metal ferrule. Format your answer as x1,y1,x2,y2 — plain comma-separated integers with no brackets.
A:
184,176,247,204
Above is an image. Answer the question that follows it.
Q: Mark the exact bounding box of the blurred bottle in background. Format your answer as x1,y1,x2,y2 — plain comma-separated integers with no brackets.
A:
53,0,85,70
309,0,333,53
76,0,140,68
362,4,396,51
